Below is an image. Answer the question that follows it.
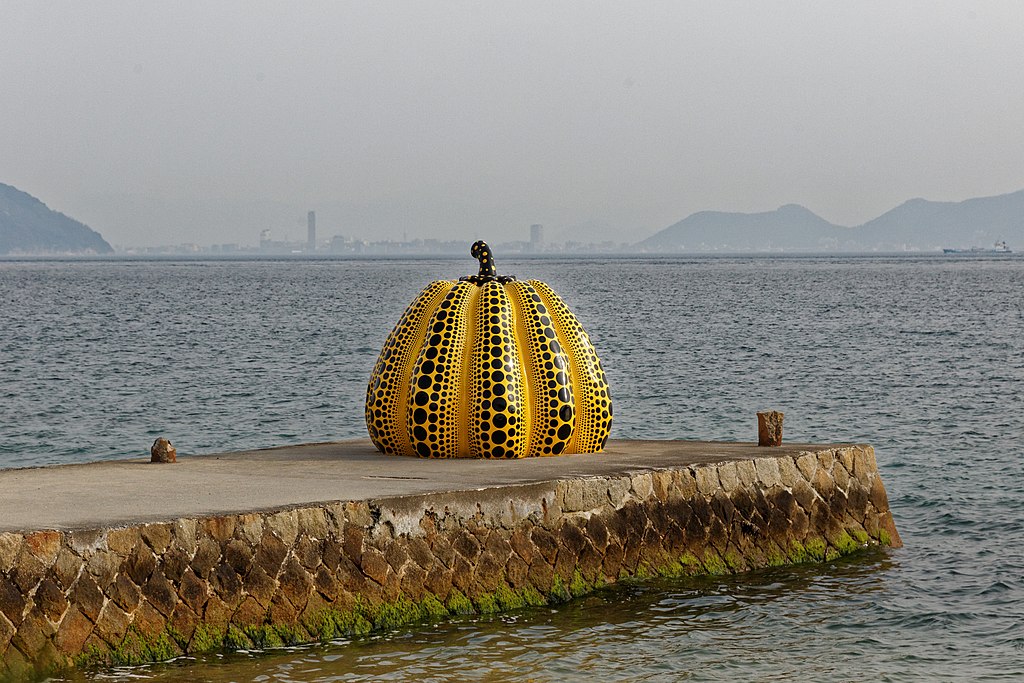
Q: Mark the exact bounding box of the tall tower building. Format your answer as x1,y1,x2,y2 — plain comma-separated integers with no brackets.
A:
530,224,544,252
307,211,316,252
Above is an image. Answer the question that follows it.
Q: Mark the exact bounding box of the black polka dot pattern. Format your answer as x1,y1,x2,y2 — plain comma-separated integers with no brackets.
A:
364,248,613,458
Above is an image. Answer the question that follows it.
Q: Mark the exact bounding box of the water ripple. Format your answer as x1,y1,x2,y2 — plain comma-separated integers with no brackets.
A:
9,255,1024,681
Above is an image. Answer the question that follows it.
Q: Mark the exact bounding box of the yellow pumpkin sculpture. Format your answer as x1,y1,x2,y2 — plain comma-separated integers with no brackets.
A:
365,241,612,458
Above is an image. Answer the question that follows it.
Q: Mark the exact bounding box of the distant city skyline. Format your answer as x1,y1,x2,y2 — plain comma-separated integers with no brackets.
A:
2,2,1023,248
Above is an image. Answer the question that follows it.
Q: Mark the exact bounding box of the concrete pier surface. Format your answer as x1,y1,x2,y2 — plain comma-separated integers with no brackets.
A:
0,439,901,680
1,439,844,532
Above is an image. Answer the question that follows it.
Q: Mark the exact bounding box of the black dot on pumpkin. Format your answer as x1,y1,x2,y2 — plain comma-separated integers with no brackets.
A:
416,443,431,457
557,424,572,440
552,442,565,455
493,414,507,428
492,446,505,457
415,392,429,406
420,360,435,375
558,388,570,402
560,405,573,422
493,384,506,396
413,408,427,425
493,397,507,412
417,375,432,389
492,430,507,444
413,426,427,441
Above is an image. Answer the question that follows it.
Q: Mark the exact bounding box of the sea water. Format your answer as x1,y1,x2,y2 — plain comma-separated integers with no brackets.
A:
1,254,1022,681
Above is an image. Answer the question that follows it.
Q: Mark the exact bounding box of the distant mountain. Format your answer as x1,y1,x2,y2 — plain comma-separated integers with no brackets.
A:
0,183,113,255
638,203,851,252
856,190,1024,250
638,189,1024,252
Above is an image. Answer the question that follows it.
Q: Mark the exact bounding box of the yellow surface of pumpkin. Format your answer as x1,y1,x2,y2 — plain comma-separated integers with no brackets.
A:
365,241,612,458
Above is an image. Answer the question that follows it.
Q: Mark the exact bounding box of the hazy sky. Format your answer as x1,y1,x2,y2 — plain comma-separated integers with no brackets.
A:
2,1,1023,247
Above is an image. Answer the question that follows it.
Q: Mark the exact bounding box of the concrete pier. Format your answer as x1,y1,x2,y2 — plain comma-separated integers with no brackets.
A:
0,439,901,680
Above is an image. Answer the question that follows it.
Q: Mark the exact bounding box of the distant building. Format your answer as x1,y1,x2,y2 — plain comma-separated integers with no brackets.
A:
307,211,316,252
330,235,350,253
530,224,544,252
258,228,306,254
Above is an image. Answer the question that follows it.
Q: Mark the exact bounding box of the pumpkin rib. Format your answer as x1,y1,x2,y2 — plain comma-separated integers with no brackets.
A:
470,281,527,459
529,279,613,454
407,281,475,458
365,280,454,456
506,281,575,456
504,282,535,457
457,283,481,458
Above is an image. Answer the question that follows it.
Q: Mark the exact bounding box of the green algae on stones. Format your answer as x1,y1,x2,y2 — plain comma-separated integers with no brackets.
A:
831,531,861,556
569,571,589,598
445,589,476,616
700,551,729,575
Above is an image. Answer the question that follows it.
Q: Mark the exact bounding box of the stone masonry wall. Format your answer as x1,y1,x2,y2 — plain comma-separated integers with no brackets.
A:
0,446,900,680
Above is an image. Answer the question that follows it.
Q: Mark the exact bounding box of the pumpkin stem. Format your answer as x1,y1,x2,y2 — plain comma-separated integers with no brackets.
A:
460,240,516,284
471,240,497,277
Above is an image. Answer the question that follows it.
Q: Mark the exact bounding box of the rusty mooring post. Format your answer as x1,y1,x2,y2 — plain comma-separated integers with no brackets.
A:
151,437,177,463
757,411,784,446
